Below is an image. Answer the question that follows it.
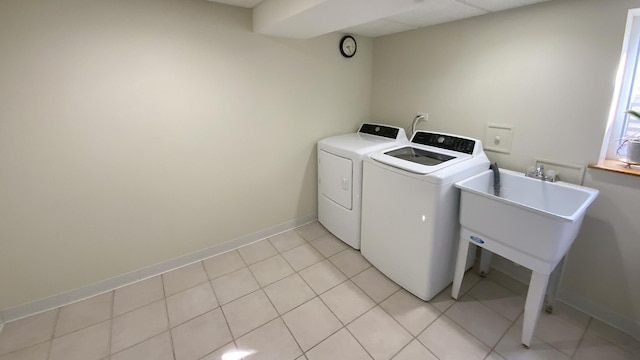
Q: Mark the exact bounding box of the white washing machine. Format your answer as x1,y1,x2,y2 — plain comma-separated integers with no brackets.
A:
318,123,408,249
360,131,489,300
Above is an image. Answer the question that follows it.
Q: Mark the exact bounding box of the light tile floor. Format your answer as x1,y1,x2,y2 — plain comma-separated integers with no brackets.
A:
0,221,638,360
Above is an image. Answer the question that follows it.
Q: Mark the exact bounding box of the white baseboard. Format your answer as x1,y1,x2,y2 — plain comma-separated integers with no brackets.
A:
0,213,318,324
557,288,640,340
487,255,639,340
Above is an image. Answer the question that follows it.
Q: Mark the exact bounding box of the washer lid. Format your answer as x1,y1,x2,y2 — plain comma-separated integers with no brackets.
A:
370,131,483,175
384,146,456,166
371,145,473,175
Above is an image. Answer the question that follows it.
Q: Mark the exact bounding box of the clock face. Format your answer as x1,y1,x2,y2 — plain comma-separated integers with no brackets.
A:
340,35,357,58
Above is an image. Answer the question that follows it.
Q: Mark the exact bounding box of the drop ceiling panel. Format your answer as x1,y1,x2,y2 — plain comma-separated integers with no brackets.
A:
461,0,546,12
207,0,550,37
341,19,418,38
389,0,488,28
253,0,427,39
207,0,263,8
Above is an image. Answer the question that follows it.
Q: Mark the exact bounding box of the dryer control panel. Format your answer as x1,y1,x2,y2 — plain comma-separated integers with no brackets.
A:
358,123,402,139
412,132,476,154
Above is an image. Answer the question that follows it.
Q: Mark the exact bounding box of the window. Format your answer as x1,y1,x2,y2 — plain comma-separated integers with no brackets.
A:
601,8,640,161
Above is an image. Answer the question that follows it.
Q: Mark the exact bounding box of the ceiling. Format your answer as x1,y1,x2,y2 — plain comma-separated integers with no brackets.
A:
207,0,549,38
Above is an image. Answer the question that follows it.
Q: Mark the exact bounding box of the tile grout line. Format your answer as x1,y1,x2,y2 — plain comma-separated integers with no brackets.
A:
0,320,62,360
288,237,414,358
473,273,601,359
311,271,378,354
575,314,636,359
444,310,507,357
45,340,52,360
45,306,61,360
396,274,502,359
238,247,280,269
583,320,640,358
205,272,238,360
216,254,286,342
466,274,526,320
491,320,522,359
227,235,368,358
339,300,394,360
44,294,119,343
247,254,296,288
159,271,177,360
256,275,306,358
289,269,368,357
475,274,577,359
107,291,114,360
453,275,519,359
111,286,167,320
444,278,521,353
294,227,329,243
301,324,346,357
379,287,444,360
109,300,171,357
299,250,406,359
278,243,325,274
582,315,639,357
570,316,593,359
545,314,590,358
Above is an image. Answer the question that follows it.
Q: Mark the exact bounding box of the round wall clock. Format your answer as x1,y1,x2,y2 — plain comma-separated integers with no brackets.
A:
340,35,357,58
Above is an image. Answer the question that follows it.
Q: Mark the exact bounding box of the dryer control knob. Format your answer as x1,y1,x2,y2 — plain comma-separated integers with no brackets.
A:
437,136,445,144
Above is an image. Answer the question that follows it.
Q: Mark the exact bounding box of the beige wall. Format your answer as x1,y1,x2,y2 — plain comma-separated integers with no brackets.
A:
370,0,640,328
0,0,373,310
2,0,638,334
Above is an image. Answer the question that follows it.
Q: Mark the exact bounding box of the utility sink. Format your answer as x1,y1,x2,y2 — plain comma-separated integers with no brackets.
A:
451,168,599,348
455,168,599,267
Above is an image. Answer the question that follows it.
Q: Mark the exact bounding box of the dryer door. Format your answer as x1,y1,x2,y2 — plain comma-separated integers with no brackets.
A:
318,150,353,210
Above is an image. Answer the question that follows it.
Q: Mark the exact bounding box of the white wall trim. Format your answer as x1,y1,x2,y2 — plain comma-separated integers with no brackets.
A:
0,213,318,324
489,257,639,340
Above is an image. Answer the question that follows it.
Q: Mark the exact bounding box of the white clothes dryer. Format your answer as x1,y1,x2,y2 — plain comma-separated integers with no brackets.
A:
360,131,489,300
318,123,408,249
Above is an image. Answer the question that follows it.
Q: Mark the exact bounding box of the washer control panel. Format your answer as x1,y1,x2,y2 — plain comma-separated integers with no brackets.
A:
412,132,476,154
359,123,401,139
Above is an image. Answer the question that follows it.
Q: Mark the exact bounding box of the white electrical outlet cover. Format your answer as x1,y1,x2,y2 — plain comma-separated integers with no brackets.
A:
484,123,514,154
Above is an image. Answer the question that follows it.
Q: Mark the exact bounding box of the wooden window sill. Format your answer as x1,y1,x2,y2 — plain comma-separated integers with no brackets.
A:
588,159,640,177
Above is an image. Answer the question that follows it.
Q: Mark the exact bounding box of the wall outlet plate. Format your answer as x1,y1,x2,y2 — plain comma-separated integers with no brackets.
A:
484,123,514,154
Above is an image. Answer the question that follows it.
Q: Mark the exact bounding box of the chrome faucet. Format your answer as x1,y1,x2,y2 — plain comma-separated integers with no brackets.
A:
525,165,558,182
534,165,544,177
